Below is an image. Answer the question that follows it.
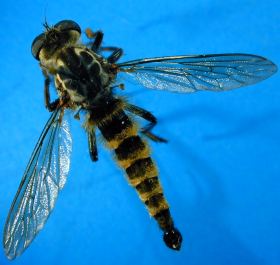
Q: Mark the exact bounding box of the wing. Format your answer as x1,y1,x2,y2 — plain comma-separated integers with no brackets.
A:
3,108,72,260
117,53,277,93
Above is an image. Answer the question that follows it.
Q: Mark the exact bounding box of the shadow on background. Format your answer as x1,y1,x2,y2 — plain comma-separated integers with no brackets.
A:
155,104,279,141
159,136,265,265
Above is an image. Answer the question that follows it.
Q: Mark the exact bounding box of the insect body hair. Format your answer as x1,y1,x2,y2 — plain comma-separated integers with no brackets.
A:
87,97,182,250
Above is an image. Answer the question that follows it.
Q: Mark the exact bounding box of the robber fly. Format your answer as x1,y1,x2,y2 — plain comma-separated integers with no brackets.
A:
3,20,277,259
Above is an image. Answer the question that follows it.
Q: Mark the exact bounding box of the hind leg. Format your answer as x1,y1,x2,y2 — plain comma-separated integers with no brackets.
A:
125,103,167,143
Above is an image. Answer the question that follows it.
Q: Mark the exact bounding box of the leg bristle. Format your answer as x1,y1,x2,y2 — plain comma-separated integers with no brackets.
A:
163,227,182,251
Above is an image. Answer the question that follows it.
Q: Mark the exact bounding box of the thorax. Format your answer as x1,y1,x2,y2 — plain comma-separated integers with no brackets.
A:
43,45,116,108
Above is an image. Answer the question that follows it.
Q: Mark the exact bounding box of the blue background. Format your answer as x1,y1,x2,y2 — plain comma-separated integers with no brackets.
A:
0,0,279,264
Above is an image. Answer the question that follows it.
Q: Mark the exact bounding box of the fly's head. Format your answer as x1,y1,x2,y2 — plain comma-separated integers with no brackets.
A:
31,20,81,69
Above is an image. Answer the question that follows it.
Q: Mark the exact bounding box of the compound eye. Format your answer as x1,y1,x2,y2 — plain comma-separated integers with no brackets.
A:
31,33,45,60
54,20,81,34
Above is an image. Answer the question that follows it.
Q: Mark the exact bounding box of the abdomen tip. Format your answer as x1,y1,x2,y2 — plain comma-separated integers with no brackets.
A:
163,227,182,251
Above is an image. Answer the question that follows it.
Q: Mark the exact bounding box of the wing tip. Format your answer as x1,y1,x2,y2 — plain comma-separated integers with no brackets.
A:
4,247,16,260
270,61,278,74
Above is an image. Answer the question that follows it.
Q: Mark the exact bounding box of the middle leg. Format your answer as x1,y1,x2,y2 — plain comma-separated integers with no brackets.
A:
88,127,98,162
100,47,123,63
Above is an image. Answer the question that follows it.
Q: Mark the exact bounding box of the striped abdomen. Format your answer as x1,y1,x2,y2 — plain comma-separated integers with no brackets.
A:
90,97,182,250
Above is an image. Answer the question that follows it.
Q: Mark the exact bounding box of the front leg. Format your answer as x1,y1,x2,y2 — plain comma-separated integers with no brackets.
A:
85,28,123,62
125,103,167,143
42,70,59,112
85,28,104,52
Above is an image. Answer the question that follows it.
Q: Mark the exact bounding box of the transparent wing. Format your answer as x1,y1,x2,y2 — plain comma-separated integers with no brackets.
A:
3,108,72,260
117,53,277,93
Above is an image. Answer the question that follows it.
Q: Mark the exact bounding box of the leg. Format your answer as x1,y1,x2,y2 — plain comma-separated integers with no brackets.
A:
100,47,123,63
125,103,167,143
43,70,60,112
110,83,125,91
88,128,98,162
85,28,104,51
